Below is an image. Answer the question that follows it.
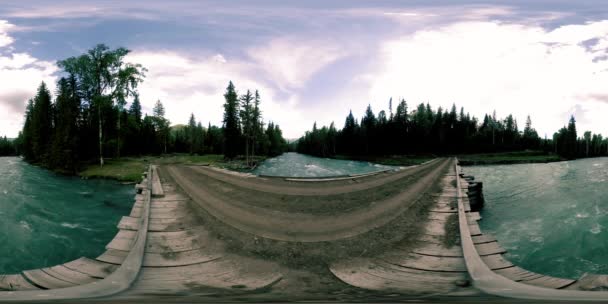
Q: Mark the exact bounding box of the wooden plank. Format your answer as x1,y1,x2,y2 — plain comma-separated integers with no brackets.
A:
329,258,466,294
0,274,40,291
42,266,99,285
97,249,128,265
117,216,140,230
63,257,118,279
494,266,545,282
409,242,463,258
475,242,507,256
469,222,482,236
105,229,137,251
481,254,514,270
131,206,190,219
423,220,447,236
151,165,165,197
523,276,576,289
106,227,210,253
22,269,76,289
143,249,222,267
148,216,200,232
417,234,443,244
381,252,467,272
134,199,189,209
127,256,282,294
472,234,497,244
118,215,200,232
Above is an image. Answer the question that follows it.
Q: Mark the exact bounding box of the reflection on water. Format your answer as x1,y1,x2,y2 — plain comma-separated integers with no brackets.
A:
0,157,133,273
252,152,396,177
466,158,608,279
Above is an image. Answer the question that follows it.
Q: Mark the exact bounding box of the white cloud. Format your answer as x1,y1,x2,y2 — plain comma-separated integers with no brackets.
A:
127,50,312,139
0,20,58,137
247,38,345,92
0,20,15,47
365,20,608,137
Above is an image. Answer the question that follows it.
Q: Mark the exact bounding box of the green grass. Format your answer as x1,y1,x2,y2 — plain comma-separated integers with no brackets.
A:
79,154,227,182
458,151,562,166
333,155,435,166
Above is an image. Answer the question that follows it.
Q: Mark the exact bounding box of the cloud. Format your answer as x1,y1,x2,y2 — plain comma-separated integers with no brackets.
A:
127,50,313,139
247,38,345,92
0,20,58,137
365,20,608,137
0,20,15,47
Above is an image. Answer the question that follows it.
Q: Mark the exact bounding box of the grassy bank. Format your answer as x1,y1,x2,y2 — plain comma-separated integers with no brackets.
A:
458,151,562,166
79,154,265,182
332,154,435,166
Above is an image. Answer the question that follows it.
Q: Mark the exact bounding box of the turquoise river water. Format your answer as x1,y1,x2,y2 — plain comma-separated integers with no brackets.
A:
253,152,396,177
467,158,608,279
0,157,133,274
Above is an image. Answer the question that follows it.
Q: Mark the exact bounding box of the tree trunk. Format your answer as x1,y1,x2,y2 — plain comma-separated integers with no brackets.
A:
98,103,104,167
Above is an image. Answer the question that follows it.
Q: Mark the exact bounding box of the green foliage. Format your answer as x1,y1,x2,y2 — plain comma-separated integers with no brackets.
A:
0,136,17,156
297,100,608,160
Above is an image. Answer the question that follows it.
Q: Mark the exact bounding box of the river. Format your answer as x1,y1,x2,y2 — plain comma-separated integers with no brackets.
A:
252,152,396,177
0,157,133,274
466,157,608,279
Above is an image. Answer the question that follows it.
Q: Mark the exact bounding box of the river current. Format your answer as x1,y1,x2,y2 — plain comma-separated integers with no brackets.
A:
466,158,608,279
0,157,133,274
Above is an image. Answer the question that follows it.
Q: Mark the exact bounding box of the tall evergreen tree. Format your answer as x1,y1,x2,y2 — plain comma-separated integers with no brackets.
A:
31,82,53,163
222,81,241,159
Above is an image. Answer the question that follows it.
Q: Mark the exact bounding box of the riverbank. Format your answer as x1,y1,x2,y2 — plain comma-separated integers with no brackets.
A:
457,151,562,166
79,154,266,182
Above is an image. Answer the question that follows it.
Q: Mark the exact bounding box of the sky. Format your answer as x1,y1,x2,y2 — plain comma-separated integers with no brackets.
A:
1,0,608,139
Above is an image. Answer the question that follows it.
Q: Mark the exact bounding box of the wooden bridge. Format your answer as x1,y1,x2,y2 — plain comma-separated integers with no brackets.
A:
0,159,606,302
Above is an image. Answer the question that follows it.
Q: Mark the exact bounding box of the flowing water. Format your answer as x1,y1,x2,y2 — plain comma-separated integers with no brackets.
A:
0,157,133,274
252,152,396,177
466,158,608,279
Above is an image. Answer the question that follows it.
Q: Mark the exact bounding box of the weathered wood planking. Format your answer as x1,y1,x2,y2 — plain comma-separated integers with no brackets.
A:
381,252,467,272
42,266,99,285
130,206,190,219
151,165,165,197
494,266,546,282
106,227,210,253
472,234,497,244
0,274,40,291
124,256,282,295
481,254,515,270
428,212,480,222
118,215,199,232
62,257,118,279
409,242,463,258
21,269,76,289
329,257,468,294
474,242,507,256
523,276,576,289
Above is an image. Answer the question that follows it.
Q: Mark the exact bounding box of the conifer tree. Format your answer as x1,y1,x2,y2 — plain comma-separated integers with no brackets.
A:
222,81,241,159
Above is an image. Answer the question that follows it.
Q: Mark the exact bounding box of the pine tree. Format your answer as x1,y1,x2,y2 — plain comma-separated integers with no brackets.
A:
153,100,169,154
222,81,241,159
31,82,53,163
239,90,254,166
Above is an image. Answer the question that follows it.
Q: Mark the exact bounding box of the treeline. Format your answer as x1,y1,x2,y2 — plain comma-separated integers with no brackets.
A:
297,99,608,159
553,116,608,159
170,81,288,165
0,137,17,156
15,44,286,173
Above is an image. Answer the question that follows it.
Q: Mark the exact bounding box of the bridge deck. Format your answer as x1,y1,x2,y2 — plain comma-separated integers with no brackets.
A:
1,159,606,301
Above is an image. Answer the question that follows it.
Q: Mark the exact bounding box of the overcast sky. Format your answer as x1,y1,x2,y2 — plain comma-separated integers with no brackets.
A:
1,0,608,139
